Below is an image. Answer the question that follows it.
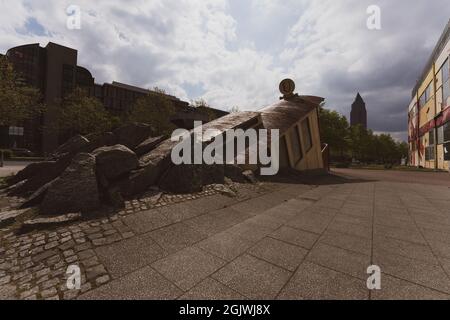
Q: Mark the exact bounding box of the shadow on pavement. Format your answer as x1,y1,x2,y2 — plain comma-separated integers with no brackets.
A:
259,168,375,186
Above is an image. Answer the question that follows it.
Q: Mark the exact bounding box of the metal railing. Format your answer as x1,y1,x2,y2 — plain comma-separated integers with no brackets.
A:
321,143,330,172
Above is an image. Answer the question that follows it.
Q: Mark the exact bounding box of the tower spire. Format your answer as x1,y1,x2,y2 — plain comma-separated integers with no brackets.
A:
350,93,367,129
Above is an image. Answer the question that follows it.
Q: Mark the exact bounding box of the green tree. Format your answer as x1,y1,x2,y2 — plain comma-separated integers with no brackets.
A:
396,141,409,160
152,86,167,94
376,134,398,163
228,106,240,113
319,106,350,158
349,125,375,162
316,105,407,165
192,98,218,122
0,56,42,126
128,92,176,135
58,87,119,136
192,98,209,108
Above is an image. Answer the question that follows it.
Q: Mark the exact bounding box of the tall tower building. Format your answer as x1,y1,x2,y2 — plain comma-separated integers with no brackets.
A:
350,93,367,129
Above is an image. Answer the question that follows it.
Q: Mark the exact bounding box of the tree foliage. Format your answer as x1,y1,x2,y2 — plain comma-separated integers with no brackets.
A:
0,56,42,126
58,87,119,136
228,106,240,113
152,86,167,94
128,92,176,135
192,98,209,108
319,106,350,157
191,98,218,122
319,106,408,164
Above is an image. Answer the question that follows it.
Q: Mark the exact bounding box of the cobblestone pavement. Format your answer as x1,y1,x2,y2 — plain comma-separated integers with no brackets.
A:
0,182,271,300
2,174,450,300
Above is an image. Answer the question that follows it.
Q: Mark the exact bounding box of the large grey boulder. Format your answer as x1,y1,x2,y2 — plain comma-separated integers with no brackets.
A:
93,145,139,181
201,164,225,186
242,170,257,183
40,153,100,215
52,132,116,161
8,156,72,197
21,213,82,232
86,131,116,147
13,132,116,196
53,134,90,158
113,123,154,150
116,168,156,198
134,135,166,156
0,209,29,227
159,164,203,194
105,186,125,209
84,132,116,152
2,180,27,195
20,179,56,209
117,138,175,197
6,161,57,186
224,164,246,183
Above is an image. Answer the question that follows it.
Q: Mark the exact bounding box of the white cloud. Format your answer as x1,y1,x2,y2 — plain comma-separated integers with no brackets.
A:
0,0,283,109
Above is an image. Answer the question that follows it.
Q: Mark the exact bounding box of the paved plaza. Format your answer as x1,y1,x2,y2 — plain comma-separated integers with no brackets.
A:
1,169,450,300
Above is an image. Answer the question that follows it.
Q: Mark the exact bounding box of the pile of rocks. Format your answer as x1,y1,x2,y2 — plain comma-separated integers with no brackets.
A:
0,123,254,217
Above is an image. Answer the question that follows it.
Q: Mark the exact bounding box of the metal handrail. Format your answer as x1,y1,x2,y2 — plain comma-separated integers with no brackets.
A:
321,143,330,172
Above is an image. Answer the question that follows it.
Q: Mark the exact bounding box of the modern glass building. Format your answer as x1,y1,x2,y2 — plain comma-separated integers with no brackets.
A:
408,19,450,170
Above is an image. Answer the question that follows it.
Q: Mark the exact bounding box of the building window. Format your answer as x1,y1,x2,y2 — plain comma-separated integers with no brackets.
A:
301,118,313,152
443,58,449,84
425,130,435,161
444,82,450,107
62,64,75,96
419,82,433,108
442,58,449,107
425,147,435,161
75,68,93,88
429,130,435,145
437,126,444,145
425,83,433,102
444,122,450,143
8,126,24,136
419,92,426,108
445,142,450,161
411,103,417,117
289,127,303,164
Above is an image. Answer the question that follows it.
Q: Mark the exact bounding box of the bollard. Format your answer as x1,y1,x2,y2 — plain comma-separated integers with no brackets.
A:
0,150,3,167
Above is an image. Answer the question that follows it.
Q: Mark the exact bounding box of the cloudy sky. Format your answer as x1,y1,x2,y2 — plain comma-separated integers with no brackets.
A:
1,0,449,140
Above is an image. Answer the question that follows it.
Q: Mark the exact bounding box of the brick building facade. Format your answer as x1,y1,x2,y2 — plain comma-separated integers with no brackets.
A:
1,42,224,155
